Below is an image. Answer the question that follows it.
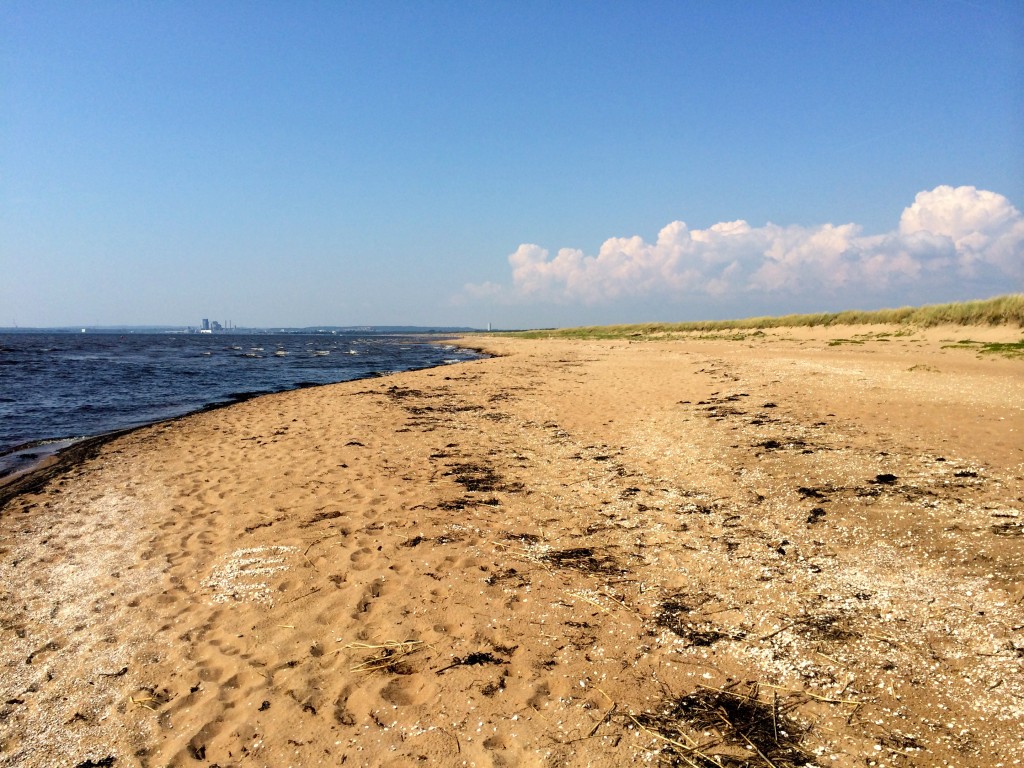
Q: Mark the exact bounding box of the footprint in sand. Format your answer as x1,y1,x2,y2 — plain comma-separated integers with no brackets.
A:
527,681,550,710
483,734,508,750
351,576,389,616
333,682,375,725
25,639,61,664
379,674,437,706
175,718,225,764
349,546,375,570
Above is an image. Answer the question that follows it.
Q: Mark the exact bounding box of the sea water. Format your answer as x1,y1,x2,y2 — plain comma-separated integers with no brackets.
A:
0,332,481,478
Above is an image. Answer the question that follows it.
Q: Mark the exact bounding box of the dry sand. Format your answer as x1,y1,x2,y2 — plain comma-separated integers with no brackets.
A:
1,326,1022,767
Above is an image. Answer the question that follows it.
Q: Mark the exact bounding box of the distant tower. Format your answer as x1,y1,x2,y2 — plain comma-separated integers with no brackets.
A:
202,318,210,331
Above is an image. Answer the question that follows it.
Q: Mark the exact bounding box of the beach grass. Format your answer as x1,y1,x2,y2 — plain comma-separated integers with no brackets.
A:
505,294,1024,340
941,338,1024,358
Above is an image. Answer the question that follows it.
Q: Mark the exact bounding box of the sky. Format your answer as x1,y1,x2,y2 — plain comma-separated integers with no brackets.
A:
2,1,1022,329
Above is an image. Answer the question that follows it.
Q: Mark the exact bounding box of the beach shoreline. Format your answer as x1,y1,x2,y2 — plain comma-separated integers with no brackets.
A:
0,335,483,512
1,326,1021,767
0,331,483,486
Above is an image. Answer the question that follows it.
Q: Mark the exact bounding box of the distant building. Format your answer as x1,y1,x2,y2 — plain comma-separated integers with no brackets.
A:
201,318,210,331
211,320,223,331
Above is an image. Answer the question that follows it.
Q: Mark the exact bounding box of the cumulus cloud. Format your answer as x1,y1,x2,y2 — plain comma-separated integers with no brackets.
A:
465,186,1023,305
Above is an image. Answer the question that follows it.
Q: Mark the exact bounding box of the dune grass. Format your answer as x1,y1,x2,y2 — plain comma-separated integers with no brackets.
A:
942,338,1024,359
506,294,1024,340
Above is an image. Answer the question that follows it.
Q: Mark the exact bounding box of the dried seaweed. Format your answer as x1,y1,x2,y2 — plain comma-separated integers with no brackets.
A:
300,510,342,528
756,438,807,452
630,682,811,767
436,651,507,674
406,403,484,415
794,613,860,642
563,620,598,649
344,641,424,675
485,567,530,587
704,405,747,420
481,676,507,696
400,532,464,546
384,386,427,400
443,463,522,493
437,496,501,511
991,521,1024,537
805,507,826,524
796,486,829,500
541,547,624,575
503,531,541,544
654,594,743,646
680,502,716,515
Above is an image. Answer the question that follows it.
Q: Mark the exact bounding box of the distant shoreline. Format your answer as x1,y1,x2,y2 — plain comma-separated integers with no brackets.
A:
0,326,484,335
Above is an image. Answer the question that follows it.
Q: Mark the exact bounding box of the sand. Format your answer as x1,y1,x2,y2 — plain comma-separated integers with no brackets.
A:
1,326,1022,767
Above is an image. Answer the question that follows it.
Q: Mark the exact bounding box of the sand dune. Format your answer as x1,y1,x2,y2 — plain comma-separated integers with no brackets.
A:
1,327,1022,767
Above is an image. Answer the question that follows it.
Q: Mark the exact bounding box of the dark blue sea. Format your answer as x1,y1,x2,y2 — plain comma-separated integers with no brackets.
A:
0,332,481,478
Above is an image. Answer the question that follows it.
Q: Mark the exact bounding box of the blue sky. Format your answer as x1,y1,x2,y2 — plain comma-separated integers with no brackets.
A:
2,1,1022,328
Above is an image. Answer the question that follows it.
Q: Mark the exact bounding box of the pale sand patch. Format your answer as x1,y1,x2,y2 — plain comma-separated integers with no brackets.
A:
1,326,1021,767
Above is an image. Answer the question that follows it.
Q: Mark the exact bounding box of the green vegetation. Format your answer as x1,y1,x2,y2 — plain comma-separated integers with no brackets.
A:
941,338,1024,359
827,338,866,346
827,329,914,346
505,294,1024,340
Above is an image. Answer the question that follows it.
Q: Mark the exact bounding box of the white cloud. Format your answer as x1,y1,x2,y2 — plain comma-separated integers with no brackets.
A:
464,186,1023,305
898,186,1024,276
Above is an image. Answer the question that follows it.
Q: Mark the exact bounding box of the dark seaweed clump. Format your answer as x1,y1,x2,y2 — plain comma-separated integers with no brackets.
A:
444,463,523,493
654,594,742,647
540,547,623,575
632,682,811,767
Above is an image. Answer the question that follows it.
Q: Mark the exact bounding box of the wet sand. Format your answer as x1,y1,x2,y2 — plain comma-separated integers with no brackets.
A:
1,326,1022,767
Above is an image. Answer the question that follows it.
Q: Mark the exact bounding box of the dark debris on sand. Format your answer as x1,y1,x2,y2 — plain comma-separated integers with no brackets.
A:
653,593,745,647
629,681,812,767
540,547,624,576
444,463,523,493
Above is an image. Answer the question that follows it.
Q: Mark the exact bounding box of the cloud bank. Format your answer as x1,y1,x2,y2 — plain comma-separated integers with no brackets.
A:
466,186,1023,306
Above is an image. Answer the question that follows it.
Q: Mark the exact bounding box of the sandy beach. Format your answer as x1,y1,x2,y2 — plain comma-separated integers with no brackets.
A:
1,326,1022,768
